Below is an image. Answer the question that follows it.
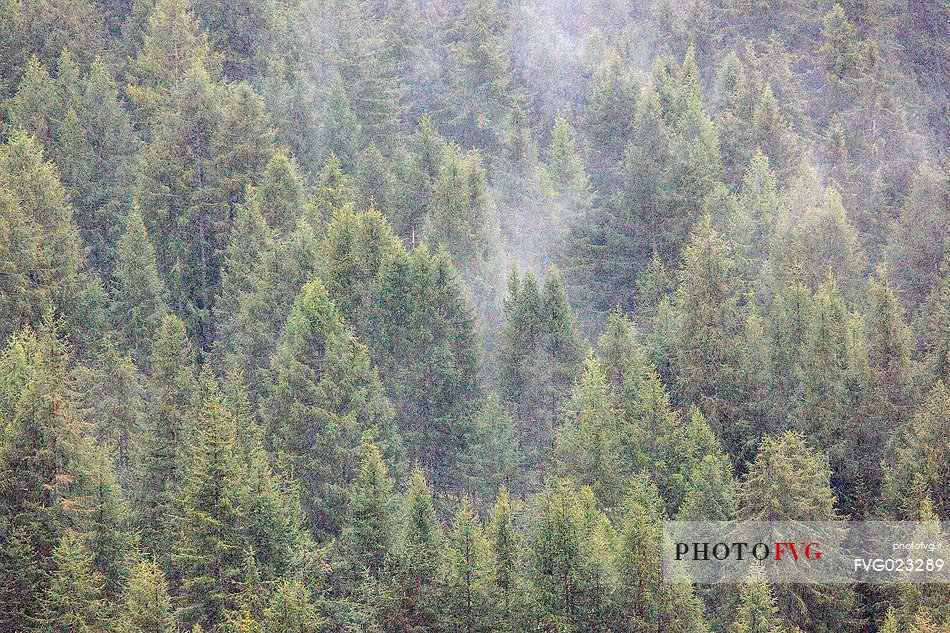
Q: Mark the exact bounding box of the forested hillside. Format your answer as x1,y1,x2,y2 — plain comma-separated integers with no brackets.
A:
0,0,948,631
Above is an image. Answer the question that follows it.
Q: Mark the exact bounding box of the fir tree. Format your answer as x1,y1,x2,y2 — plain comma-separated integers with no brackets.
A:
341,432,396,579
76,342,144,488
135,314,198,558
390,470,443,632
735,565,778,633
555,355,625,509
487,488,519,631
174,373,246,630
0,131,86,343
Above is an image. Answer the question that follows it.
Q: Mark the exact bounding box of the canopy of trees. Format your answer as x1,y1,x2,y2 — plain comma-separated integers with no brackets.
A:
0,0,947,631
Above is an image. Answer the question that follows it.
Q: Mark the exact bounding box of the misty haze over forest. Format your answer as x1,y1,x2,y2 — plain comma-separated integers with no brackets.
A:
0,0,948,632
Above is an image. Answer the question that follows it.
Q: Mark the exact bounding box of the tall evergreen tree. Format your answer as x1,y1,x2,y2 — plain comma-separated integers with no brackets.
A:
39,531,107,633
0,131,87,344
111,206,170,365
443,498,492,633
122,559,176,633
0,321,85,630
135,314,198,558
268,279,401,539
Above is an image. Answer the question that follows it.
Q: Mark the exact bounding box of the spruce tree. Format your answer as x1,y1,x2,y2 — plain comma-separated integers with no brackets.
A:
554,355,625,509
79,445,134,599
883,381,950,517
135,314,198,558
735,565,778,633
487,488,519,631
547,114,591,211
76,342,144,488
0,131,86,344
390,470,443,633
341,432,396,579
674,215,747,458
175,373,246,630
256,151,308,235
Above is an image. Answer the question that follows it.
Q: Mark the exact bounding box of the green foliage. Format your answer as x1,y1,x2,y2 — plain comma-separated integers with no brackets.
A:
0,131,87,343
39,531,107,633
735,565,778,633
111,206,170,365
500,268,583,476
0,320,85,629
135,314,198,557
122,559,175,633
268,279,401,539
883,382,950,518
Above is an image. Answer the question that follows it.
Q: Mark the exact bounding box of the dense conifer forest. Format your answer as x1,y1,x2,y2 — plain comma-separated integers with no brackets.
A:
0,0,948,631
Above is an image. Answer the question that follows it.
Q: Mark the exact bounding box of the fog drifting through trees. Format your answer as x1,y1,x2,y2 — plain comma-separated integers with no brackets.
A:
0,0,948,631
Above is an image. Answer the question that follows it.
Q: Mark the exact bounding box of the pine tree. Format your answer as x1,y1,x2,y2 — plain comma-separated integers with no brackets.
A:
883,381,950,517
769,188,865,300
128,0,218,125
597,310,647,396
547,114,591,211
39,531,107,633
111,206,170,365
79,446,134,599
739,431,856,633
461,394,518,502
487,488,519,631
614,500,706,633
260,580,325,632
885,163,949,313
210,82,274,214
122,559,176,633
555,355,625,509
341,432,396,579
268,279,401,539
674,215,747,458
390,470,443,632
500,268,582,475
424,145,503,322
321,209,481,493
76,342,144,488
6,55,137,272
214,195,274,370
256,151,308,235
739,431,836,520
222,220,319,403
524,482,613,631
439,0,513,153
